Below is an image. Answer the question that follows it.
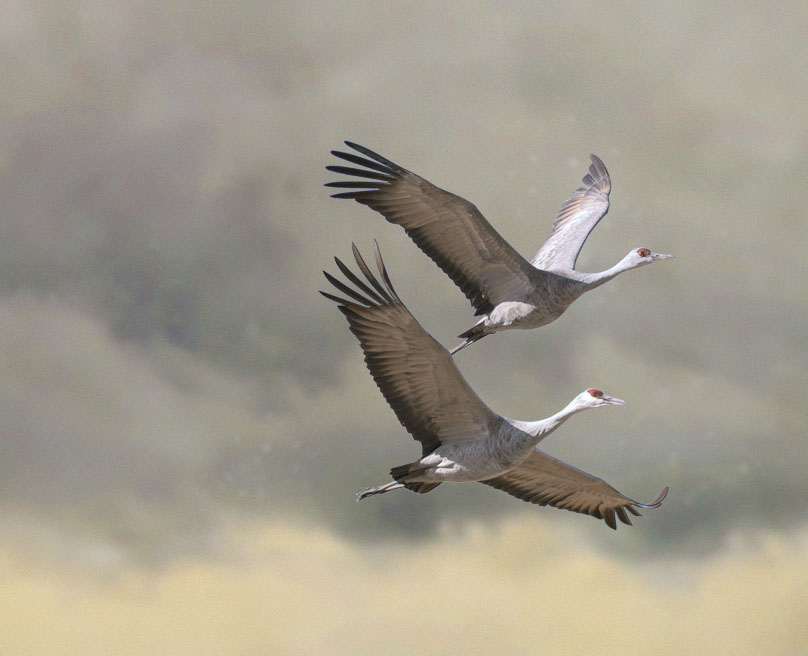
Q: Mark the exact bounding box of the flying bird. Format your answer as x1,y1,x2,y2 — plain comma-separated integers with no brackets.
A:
326,142,673,353
320,242,668,529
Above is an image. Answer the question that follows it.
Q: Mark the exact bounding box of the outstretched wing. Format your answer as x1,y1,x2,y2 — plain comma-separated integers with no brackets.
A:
480,449,668,529
320,242,501,456
530,154,611,271
326,142,546,316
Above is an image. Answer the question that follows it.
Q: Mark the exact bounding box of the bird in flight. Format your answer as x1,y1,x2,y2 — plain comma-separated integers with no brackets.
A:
326,142,673,353
320,241,668,529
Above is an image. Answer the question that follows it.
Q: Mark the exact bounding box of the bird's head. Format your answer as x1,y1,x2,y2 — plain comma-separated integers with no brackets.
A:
576,388,627,410
626,247,675,268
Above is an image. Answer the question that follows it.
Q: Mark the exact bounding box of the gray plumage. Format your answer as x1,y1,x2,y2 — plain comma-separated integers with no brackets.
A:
529,153,611,271
326,142,673,353
320,242,668,529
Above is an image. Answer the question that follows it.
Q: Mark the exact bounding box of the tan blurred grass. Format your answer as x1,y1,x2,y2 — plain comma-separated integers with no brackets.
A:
1,518,806,656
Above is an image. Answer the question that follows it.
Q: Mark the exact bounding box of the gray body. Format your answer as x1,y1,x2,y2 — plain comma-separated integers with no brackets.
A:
403,419,561,484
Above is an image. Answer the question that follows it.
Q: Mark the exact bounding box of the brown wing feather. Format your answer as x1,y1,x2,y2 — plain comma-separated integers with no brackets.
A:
326,142,549,316
321,242,500,455
480,450,668,529
530,154,611,271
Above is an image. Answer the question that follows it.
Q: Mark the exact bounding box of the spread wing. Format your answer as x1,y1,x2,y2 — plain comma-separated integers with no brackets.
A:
320,241,501,456
530,154,611,271
480,449,668,529
326,142,547,316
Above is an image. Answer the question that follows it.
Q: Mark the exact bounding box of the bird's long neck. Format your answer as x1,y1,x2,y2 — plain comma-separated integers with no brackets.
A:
512,398,584,446
578,254,637,291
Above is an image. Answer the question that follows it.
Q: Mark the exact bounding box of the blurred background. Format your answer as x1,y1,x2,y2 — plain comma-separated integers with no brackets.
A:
1,1,807,653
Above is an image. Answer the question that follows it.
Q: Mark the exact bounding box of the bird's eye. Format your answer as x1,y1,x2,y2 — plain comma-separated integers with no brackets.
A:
587,388,603,398
637,248,651,257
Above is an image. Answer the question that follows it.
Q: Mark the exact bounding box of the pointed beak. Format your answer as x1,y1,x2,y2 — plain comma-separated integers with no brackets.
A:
652,252,675,260
602,395,627,406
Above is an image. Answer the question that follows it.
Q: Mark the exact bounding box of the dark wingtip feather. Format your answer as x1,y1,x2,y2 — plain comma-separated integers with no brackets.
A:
331,255,386,305
585,154,610,188
319,289,356,308
351,242,393,302
645,486,669,508
330,149,394,175
324,181,382,189
615,506,633,527
325,165,394,182
343,141,402,172
330,191,366,199
323,269,378,306
373,239,400,302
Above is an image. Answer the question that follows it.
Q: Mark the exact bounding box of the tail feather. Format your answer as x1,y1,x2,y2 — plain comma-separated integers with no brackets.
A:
404,482,441,494
389,463,441,494
389,463,412,480
458,323,482,340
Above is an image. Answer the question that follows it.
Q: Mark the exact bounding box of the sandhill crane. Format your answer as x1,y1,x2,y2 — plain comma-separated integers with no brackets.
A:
320,241,668,529
326,142,673,354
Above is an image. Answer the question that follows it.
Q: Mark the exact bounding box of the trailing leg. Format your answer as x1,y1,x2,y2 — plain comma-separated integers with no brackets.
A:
356,481,404,501
450,320,489,355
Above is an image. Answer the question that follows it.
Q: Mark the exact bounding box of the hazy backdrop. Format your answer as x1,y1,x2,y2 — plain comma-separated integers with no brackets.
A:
1,1,807,654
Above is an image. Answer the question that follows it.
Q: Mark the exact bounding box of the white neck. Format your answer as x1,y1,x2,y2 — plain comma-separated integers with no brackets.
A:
577,252,641,291
509,397,587,446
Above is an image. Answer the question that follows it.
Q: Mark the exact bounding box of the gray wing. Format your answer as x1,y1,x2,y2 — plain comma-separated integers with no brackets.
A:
480,449,668,529
320,241,501,456
326,142,547,316
530,154,611,271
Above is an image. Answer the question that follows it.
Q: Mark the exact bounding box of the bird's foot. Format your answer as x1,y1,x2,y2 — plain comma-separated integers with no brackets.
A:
356,487,375,502
356,481,403,501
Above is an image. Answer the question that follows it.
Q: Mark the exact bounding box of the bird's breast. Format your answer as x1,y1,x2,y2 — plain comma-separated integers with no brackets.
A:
425,433,532,482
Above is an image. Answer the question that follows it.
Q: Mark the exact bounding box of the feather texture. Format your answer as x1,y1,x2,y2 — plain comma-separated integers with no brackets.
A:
530,154,611,271
482,451,668,529
326,142,548,316
320,242,499,456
